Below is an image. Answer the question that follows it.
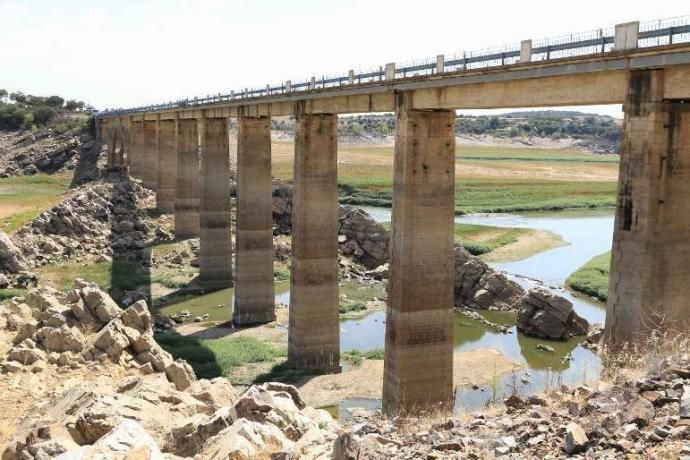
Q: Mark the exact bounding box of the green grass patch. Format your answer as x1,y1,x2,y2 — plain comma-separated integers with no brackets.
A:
342,348,385,367
339,301,367,315
0,172,72,233
156,334,287,380
566,251,611,302
0,288,27,301
37,260,150,292
273,265,290,281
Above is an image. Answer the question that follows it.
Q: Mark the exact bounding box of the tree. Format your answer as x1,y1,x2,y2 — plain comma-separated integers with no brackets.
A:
64,99,79,111
31,106,58,125
0,89,7,101
45,95,64,108
10,91,26,105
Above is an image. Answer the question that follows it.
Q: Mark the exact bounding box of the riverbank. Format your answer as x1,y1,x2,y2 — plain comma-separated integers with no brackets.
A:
273,142,619,214
566,251,611,302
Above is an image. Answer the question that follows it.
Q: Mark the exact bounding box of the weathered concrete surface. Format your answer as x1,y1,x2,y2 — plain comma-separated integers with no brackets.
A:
129,121,145,180
175,119,200,237
142,120,158,191
234,116,275,325
383,95,456,416
605,68,690,343
288,112,340,371
156,119,177,213
199,118,233,290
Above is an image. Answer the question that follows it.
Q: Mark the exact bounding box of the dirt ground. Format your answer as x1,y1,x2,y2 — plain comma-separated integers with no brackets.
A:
297,348,522,408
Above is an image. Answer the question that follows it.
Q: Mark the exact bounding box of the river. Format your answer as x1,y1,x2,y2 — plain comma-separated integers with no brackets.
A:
334,207,615,416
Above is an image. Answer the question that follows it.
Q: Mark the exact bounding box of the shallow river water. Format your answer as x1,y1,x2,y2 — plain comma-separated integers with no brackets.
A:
334,207,615,416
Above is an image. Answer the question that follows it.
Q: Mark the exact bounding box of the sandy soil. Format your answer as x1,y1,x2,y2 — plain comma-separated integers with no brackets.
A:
482,229,567,263
297,348,522,408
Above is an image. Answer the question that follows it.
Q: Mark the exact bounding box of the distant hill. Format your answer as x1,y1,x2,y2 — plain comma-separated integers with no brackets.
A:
272,111,622,154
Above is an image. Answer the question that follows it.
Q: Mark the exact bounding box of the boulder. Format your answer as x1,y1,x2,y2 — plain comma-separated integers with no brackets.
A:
199,418,293,460
0,230,29,273
165,359,197,391
60,419,163,459
564,422,588,454
517,287,589,339
338,207,389,269
454,246,524,311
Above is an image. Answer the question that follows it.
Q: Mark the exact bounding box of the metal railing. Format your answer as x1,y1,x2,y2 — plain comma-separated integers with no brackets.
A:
98,15,690,118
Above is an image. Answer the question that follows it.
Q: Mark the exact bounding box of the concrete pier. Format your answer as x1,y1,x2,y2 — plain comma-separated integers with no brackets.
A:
156,119,177,213
287,112,340,371
143,120,158,191
233,116,275,325
175,119,200,237
383,94,456,416
199,117,233,290
605,69,690,343
129,122,145,180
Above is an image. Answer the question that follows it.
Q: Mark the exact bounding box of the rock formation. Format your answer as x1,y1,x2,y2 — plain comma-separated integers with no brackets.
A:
453,246,524,311
516,287,590,339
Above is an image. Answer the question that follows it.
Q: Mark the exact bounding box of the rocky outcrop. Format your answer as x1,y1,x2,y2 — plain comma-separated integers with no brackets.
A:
334,357,690,459
454,246,524,311
12,174,160,267
0,281,193,387
0,129,87,178
516,287,589,339
0,230,28,273
338,207,389,269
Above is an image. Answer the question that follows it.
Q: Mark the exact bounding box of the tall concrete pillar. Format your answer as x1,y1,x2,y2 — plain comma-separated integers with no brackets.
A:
383,93,456,416
605,69,690,343
287,111,340,371
156,119,177,213
233,115,275,325
106,125,116,167
175,119,200,237
199,117,233,290
130,122,145,180
142,120,158,190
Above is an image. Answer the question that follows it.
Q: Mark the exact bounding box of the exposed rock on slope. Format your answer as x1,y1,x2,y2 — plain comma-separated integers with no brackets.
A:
12,173,159,266
338,207,389,270
0,129,88,178
517,287,589,339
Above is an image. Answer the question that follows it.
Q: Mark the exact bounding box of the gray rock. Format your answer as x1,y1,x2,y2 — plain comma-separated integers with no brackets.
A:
165,359,197,391
564,422,588,454
517,287,589,339
0,230,29,273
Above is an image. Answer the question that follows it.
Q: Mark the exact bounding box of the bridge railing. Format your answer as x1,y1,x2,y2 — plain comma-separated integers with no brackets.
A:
99,15,690,117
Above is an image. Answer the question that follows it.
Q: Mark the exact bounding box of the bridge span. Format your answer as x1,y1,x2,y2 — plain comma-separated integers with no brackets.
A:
98,17,690,416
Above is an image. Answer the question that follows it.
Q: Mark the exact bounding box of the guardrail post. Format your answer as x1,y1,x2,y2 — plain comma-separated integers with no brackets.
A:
385,63,396,80
520,40,532,63
348,70,354,85
436,54,444,73
614,21,640,50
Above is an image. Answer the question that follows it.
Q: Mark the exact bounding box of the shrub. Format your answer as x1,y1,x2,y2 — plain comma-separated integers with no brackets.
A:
31,106,58,125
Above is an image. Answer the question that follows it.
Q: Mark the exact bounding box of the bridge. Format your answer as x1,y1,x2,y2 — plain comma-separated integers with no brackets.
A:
97,17,690,416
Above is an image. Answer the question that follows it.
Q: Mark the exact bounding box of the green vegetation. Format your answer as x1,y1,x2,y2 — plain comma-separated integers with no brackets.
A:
0,173,74,232
453,224,528,256
339,301,367,315
273,265,290,281
566,251,611,302
156,334,287,380
342,348,386,367
37,260,150,292
0,288,27,300
0,89,90,131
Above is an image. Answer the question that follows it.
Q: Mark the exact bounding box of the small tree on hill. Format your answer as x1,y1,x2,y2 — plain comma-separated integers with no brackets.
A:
31,106,58,125
45,95,64,108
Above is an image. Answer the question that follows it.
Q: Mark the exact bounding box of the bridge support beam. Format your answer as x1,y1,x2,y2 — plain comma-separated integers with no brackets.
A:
130,122,145,180
605,69,690,343
175,119,200,237
156,119,177,213
143,120,158,191
199,117,233,290
287,112,340,371
106,126,116,167
233,115,275,325
383,94,456,416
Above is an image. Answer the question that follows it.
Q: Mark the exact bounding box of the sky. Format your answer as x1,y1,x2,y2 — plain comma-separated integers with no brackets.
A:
1,0,687,117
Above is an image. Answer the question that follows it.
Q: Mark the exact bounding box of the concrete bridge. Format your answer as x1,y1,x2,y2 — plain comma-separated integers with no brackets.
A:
98,18,690,416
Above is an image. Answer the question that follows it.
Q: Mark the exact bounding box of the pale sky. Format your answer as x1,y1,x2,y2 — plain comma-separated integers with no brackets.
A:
1,0,688,117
